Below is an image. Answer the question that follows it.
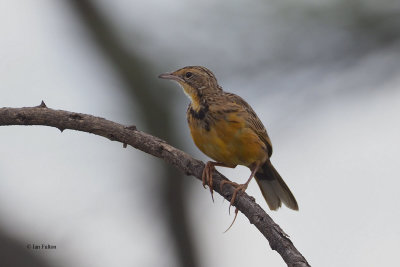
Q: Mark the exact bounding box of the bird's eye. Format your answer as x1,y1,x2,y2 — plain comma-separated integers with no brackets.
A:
185,72,193,78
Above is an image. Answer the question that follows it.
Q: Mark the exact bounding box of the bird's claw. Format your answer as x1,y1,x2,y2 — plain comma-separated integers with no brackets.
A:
201,162,215,202
224,207,239,233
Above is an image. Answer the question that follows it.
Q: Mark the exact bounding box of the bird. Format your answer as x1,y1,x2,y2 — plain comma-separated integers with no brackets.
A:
159,66,298,212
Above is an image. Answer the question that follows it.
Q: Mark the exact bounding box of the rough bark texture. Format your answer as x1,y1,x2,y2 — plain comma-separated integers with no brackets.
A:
0,103,310,267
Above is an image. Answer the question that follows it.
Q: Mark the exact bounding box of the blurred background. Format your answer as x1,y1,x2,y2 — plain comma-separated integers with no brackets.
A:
0,0,399,266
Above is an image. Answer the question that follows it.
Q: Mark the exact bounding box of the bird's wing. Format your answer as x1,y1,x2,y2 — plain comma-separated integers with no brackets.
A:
224,92,273,157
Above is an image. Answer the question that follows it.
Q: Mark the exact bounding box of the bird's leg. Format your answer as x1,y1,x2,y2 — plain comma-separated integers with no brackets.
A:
220,162,262,212
219,180,240,191
202,161,230,202
222,162,262,232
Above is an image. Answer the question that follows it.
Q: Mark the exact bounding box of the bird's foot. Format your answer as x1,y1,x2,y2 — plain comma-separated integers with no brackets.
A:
220,180,248,214
222,183,247,232
219,180,240,191
229,183,248,212
202,162,216,202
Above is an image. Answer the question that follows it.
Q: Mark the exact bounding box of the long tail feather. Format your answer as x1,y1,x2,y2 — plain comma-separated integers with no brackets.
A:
255,161,298,210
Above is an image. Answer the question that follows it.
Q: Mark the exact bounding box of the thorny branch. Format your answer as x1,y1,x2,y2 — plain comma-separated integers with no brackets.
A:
0,103,310,267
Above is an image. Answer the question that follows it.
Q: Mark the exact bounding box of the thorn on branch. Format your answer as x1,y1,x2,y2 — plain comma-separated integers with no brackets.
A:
37,100,47,108
58,128,65,133
123,142,128,148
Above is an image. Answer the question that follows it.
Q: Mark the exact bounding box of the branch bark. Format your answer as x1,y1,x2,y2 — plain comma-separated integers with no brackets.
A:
0,103,310,267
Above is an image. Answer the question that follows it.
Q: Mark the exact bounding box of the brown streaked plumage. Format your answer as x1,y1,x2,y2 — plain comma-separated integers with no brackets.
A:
159,66,298,216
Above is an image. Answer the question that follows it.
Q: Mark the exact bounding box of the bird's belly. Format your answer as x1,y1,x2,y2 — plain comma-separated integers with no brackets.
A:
189,118,266,167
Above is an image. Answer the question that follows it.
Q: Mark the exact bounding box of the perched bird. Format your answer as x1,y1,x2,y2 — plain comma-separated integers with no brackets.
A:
159,66,298,211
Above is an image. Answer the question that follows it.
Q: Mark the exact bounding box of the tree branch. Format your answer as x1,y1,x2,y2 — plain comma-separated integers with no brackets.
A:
0,103,310,267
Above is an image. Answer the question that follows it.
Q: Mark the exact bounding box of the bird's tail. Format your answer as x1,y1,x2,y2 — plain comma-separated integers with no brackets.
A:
254,160,298,211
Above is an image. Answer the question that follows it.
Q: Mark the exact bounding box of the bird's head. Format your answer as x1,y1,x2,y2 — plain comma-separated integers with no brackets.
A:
159,66,222,109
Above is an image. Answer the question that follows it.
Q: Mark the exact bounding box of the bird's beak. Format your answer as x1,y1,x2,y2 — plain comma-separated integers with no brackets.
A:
158,72,183,82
